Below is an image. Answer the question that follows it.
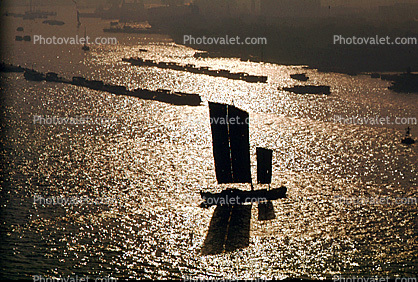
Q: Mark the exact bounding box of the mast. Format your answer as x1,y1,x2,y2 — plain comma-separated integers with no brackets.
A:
208,102,252,185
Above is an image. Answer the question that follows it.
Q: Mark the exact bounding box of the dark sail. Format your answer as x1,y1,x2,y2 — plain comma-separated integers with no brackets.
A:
228,105,251,183
209,102,233,183
208,102,252,184
257,147,273,184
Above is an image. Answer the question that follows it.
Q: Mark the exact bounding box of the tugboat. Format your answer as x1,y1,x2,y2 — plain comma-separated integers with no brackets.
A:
401,127,415,145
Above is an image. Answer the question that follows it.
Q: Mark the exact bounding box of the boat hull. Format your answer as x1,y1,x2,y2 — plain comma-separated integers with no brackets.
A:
401,137,415,145
281,85,331,95
200,187,287,207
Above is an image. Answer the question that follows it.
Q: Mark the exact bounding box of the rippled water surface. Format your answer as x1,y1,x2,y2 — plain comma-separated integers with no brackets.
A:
1,7,417,280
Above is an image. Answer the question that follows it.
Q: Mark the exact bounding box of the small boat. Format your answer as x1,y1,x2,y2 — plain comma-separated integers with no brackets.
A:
290,73,309,81
194,52,209,58
200,102,287,208
401,127,415,145
281,85,331,95
23,35,31,41
42,20,65,25
16,27,24,31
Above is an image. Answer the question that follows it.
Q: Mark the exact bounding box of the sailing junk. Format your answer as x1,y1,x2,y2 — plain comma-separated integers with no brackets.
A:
200,102,287,207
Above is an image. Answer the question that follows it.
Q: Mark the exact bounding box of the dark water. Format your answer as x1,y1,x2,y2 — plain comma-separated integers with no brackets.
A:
1,5,417,280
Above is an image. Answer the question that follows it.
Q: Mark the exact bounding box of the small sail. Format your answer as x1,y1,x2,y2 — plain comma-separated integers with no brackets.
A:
77,10,81,26
208,102,252,184
256,147,272,184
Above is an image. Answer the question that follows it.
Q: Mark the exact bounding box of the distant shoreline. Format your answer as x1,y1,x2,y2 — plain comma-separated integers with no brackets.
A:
163,17,418,75
174,40,415,75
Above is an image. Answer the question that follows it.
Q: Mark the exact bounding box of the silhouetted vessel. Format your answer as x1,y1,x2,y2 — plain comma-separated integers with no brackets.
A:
22,0,56,20
45,72,59,82
24,69,44,81
281,85,331,95
0,63,25,73
388,73,418,93
290,73,309,81
200,102,287,207
123,57,268,83
401,127,415,145
2,61,202,106
23,11,56,20
194,52,209,58
103,25,155,34
42,20,65,26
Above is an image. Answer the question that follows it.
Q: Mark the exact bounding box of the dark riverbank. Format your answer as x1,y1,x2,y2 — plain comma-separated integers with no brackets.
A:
161,17,418,75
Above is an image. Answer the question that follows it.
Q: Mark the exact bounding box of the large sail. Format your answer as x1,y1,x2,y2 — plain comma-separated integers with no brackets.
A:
208,102,252,184
256,147,273,184
209,102,233,183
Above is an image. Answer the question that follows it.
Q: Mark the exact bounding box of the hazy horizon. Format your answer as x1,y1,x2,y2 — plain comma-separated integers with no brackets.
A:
3,0,418,8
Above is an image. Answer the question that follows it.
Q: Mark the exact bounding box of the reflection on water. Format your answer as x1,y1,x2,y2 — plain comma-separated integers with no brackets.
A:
202,205,252,255
0,6,417,280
